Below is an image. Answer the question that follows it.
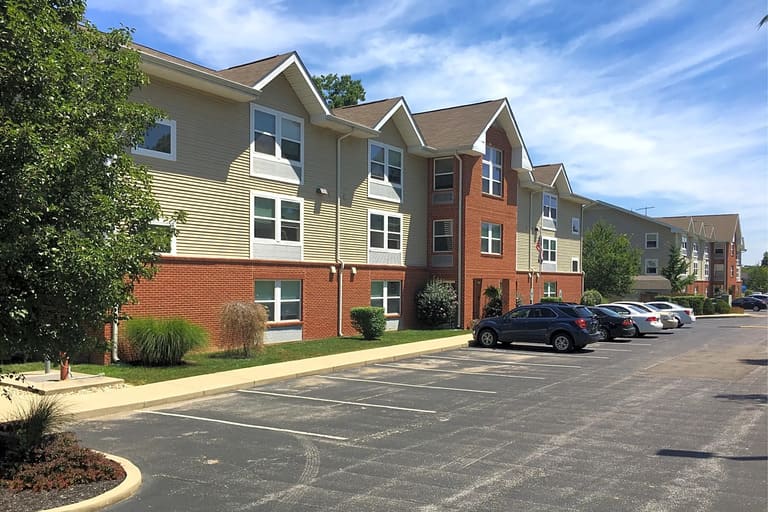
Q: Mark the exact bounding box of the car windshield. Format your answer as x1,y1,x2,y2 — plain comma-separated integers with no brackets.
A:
568,306,595,318
592,306,621,318
621,302,653,312
648,302,671,309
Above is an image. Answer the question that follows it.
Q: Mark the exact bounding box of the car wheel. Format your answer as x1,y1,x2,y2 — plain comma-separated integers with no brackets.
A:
633,324,644,337
675,316,683,328
551,333,574,353
754,305,760,312
477,328,498,348
597,327,608,342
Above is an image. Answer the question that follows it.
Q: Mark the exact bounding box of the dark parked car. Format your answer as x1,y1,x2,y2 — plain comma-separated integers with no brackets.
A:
732,297,767,311
588,306,636,341
473,303,600,353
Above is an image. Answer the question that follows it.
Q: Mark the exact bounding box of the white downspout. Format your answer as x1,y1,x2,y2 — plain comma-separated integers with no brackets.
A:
529,189,535,304
454,152,463,328
336,131,353,336
111,305,120,363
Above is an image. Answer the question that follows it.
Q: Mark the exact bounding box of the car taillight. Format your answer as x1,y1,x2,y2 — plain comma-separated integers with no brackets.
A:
622,318,632,326
575,318,588,329
646,316,658,322
684,310,691,315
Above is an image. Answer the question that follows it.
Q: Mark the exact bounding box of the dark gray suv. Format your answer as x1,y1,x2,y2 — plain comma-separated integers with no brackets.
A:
473,303,600,352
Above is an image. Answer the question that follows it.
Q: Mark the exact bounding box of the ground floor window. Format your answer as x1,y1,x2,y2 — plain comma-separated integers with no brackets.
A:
544,281,557,298
371,280,401,314
255,280,301,321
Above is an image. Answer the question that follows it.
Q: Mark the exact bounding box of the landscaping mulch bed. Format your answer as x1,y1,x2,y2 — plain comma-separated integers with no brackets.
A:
0,478,122,512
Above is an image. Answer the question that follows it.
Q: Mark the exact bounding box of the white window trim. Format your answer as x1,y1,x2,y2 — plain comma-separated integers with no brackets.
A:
250,191,304,251
645,232,658,249
543,193,558,223
680,236,688,253
250,104,304,184
544,281,557,298
368,210,403,253
645,258,659,275
255,280,302,323
371,280,402,316
571,257,579,273
132,119,176,161
571,217,580,235
482,147,503,197
432,219,453,253
368,140,403,202
150,219,177,256
480,222,502,255
692,260,699,277
542,236,557,263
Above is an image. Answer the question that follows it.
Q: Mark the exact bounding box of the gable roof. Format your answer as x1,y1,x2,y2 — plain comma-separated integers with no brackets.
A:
333,98,402,128
656,214,741,244
530,163,573,197
215,53,295,86
333,97,427,150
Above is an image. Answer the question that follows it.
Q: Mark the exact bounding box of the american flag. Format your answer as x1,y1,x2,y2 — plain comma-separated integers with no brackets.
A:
535,235,543,263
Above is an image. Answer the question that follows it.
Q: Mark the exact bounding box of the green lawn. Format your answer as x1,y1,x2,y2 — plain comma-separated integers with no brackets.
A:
1,329,470,386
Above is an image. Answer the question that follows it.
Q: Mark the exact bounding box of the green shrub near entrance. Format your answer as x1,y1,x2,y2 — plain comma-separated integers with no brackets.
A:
350,307,386,340
124,317,208,365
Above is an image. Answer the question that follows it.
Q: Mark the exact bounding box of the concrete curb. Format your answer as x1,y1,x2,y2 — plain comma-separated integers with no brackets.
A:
40,452,141,512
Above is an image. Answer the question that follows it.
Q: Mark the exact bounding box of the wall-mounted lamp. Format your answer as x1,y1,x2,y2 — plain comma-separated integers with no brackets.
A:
329,265,337,274
351,266,357,275
316,187,329,195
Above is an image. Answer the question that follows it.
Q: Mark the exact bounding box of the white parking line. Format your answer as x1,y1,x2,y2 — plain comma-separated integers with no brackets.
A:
463,348,611,359
422,355,582,369
238,390,436,413
144,410,348,441
324,376,497,394
374,363,546,380
590,347,633,352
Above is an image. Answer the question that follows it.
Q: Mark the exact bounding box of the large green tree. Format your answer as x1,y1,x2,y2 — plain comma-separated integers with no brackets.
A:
747,266,768,292
660,244,695,294
583,221,641,298
0,1,180,359
312,73,366,108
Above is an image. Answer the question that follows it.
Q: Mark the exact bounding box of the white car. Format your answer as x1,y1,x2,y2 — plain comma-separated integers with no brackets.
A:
614,301,678,329
646,301,696,326
598,303,664,336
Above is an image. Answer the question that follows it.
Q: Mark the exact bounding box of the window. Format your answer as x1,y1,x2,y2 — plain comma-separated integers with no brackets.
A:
482,146,502,196
255,280,301,322
251,106,304,183
148,220,176,255
730,266,734,277
433,158,454,190
544,282,557,298
542,237,557,263
133,119,176,161
645,233,658,249
645,258,658,275
369,212,401,251
680,236,688,253
730,243,735,256
371,280,401,315
252,194,302,243
692,241,698,257
369,142,402,187
481,222,502,255
715,245,724,255
704,261,710,278
433,219,453,252
543,193,558,222
571,217,580,235
571,258,579,273
693,260,699,277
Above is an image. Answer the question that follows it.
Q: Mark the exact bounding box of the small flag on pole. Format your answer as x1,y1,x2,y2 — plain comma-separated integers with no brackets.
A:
536,235,543,264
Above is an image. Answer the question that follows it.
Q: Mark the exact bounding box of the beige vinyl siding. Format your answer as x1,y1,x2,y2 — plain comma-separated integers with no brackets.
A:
554,199,582,271
516,188,535,271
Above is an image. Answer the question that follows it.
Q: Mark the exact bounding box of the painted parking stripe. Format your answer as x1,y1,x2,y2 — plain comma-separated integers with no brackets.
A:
239,390,436,413
144,410,347,441
422,355,582,369
590,347,633,352
324,376,497,394
375,363,546,380
462,348,611,359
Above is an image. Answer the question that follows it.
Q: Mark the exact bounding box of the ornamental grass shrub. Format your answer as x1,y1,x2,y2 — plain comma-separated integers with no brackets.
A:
219,302,269,357
350,307,386,340
416,278,458,328
124,317,208,366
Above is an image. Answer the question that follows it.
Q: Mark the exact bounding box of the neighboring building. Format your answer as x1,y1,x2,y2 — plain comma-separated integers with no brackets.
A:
656,214,745,297
581,200,715,299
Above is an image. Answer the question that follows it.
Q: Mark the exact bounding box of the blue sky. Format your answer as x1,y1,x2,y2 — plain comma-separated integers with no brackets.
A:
86,0,768,264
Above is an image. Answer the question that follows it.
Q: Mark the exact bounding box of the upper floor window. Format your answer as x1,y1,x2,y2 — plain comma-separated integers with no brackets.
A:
704,262,710,278
369,142,402,187
481,222,502,255
369,211,401,251
730,243,735,256
433,219,453,253
251,106,303,183
543,193,558,222
645,233,658,249
692,241,699,257
571,217,580,235
371,280,401,315
571,258,579,273
692,260,699,277
252,193,302,244
542,237,557,263
680,236,688,252
433,158,454,190
715,245,724,255
482,146,502,196
133,119,176,161
645,258,658,275
255,280,301,322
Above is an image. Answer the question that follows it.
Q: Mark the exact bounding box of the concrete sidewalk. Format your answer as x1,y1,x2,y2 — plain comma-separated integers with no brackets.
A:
1,334,472,422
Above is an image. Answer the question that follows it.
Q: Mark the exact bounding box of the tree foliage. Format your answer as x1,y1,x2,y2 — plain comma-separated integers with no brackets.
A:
661,244,695,294
761,251,768,267
747,265,768,292
416,278,458,328
0,1,181,358
312,73,366,108
583,221,641,298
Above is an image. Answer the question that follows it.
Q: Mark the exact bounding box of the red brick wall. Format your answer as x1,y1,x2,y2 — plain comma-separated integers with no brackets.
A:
514,272,584,304
117,257,430,360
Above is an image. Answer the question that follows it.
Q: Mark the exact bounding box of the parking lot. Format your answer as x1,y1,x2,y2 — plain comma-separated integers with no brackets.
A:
76,315,767,511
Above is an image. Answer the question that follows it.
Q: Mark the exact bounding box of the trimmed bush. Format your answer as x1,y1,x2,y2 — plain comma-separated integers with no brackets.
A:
703,298,715,315
482,285,503,318
714,300,731,314
124,317,208,365
220,302,269,357
416,278,458,328
350,307,386,340
580,289,603,306
541,297,563,303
